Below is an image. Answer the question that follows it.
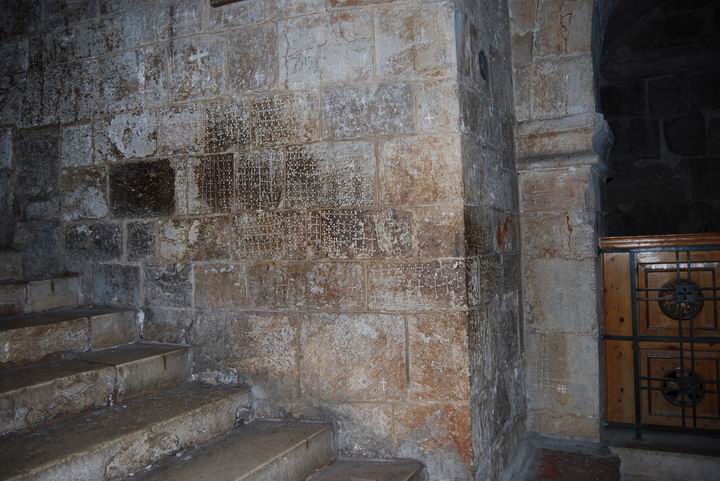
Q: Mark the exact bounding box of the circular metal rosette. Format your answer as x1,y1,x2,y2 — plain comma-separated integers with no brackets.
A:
661,367,705,407
658,279,704,321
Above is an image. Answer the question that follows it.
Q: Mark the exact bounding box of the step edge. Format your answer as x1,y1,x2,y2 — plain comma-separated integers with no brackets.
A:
4,385,250,480
0,307,136,332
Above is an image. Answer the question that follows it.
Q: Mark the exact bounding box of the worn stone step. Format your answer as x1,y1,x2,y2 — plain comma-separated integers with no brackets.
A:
130,421,334,481
0,306,138,366
309,459,427,481
0,275,80,316
0,251,23,282
0,383,252,481
0,343,191,435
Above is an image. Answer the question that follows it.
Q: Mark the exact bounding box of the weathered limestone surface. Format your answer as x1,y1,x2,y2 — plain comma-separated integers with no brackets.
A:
0,1,524,480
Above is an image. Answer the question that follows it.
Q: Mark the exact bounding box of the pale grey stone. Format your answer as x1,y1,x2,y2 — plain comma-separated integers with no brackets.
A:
61,124,93,167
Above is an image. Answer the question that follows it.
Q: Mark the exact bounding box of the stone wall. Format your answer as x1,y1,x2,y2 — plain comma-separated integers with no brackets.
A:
456,0,526,479
509,0,605,441
0,1,524,480
600,0,720,236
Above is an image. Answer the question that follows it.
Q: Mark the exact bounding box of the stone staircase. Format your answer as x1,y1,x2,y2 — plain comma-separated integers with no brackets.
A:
0,250,426,481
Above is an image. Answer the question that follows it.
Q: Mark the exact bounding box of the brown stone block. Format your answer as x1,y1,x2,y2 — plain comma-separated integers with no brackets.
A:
533,0,592,56
408,312,470,401
414,205,465,258
236,148,284,211
416,79,460,133
186,154,236,214
368,260,467,311
300,313,406,401
204,100,251,153
250,92,320,146
158,104,204,156
379,135,463,206
226,23,277,92
233,211,307,260
247,262,365,310
170,34,225,101
94,110,158,163
308,209,415,259
394,402,472,480
194,262,247,310
520,210,596,259
519,165,595,213
158,217,233,262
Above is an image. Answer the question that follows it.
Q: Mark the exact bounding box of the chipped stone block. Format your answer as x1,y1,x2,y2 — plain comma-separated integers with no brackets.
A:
308,209,415,259
233,211,306,261
97,50,145,114
144,263,193,308
236,148,283,210
186,154,235,214
322,84,415,139
417,80,460,132
286,141,374,209
246,262,365,310
158,104,204,155
61,124,93,167
367,260,467,310
207,0,266,29
14,127,60,199
375,2,456,79
226,23,277,92
394,402,472,481
158,217,232,262
0,129,11,169
380,135,463,205
43,60,97,124
64,223,122,261
170,35,225,101
204,100,251,153
109,160,175,218
415,205,465,258
300,313,406,401
251,92,320,146
127,221,155,261
191,311,297,399
194,262,247,309
278,11,372,88
60,167,108,221
83,263,140,306
95,110,157,164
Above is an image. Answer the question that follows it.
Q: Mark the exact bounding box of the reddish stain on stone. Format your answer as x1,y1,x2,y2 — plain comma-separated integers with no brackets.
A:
539,456,560,479
496,215,513,249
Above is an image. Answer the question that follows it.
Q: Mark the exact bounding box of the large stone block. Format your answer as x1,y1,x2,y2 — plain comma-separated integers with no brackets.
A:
207,0,266,29
83,263,141,306
185,153,236,214
60,167,108,221
194,262,247,310
233,211,307,260
408,312,470,401
170,35,225,101
379,135,463,205
158,105,204,155
95,110,158,163
251,92,321,146
520,210,596,260
143,263,193,308
126,221,155,261
235,149,283,210
109,160,175,218
43,60,97,124
158,218,232,262
144,42,172,106
141,307,193,343
204,100,251,153
226,23,277,91
246,262,365,310
286,141,375,209
157,0,204,39
14,127,60,199
394,402,472,481
524,258,598,334
278,11,372,88
664,113,706,156
300,313,406,401
97,50,145,114
367,260,467,310
533,0,592,56
191,311,298,400
519,165,596,213
416,79,460,133
414,205,465,258
374,2,456,79
64,222,122,261
322,84,415,139
61,124,93,167
308,209,415,259
12,221,63,278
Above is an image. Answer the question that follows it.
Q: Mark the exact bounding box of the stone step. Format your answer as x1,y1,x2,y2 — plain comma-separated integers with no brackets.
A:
129,420,334,481
309,460,427,481
0,383,252,481
0,251,23,282
0,306,138,366
0,275,80,316
0,343,191,435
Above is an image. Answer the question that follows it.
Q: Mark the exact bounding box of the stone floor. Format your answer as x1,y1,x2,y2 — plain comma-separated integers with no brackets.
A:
523,448,620,481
